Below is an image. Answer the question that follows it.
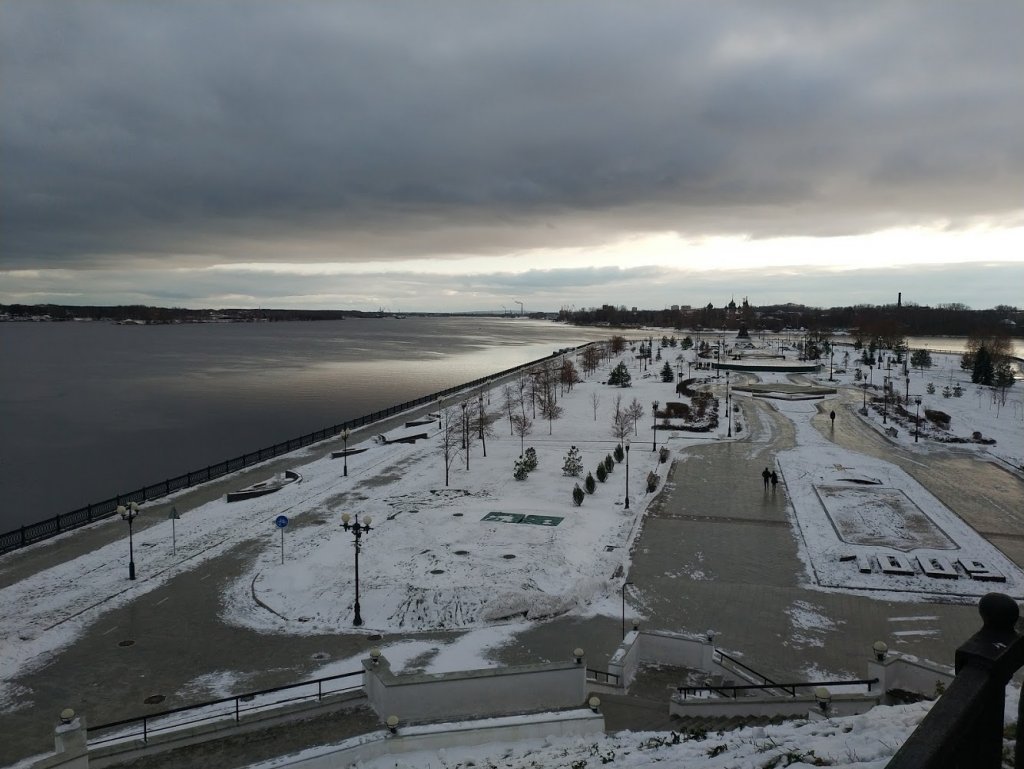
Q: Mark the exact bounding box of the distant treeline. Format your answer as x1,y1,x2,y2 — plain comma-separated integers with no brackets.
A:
559,302,1022,339
0,304,429,323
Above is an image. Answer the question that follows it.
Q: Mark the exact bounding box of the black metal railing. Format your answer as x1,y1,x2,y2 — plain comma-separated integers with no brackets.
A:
886,592,1024,769
676,678,878,699
1,345,591,556
715,649,781,688
87,670,363,747
586,668,621,685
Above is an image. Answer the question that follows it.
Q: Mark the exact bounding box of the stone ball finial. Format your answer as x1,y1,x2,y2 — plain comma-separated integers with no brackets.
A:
979,593,1019,632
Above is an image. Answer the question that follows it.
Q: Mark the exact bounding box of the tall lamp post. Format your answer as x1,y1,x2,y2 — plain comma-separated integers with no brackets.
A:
882,376,890,424
651,401,659,451
341,513,372,626
621,580,633,639
341,428,351,477
461,402,469,469
914,396,922,442
905,375,910,404
118,502,141,580
624,440,630,509
829,349,835,381
478,392,487,457
726,371,732,437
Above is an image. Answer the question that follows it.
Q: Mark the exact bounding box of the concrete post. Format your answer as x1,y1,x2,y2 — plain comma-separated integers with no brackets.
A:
45,709,89,768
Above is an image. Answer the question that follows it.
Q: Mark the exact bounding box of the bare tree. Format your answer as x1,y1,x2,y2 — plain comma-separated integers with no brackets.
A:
609,393,631,442
472,393,497,458
439,406,462,486
627,397,645,435
511,413,533,456
539,389,564,435
590,391,601,421
560,358,580,393
502,383,521,436
460,401,473,470
581,344,603,376
611,408,632,443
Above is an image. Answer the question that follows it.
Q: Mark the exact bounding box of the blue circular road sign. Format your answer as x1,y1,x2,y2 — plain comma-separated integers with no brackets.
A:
275,515,289,528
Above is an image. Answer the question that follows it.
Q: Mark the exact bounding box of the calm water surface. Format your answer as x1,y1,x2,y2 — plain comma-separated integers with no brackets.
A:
0,318,613,529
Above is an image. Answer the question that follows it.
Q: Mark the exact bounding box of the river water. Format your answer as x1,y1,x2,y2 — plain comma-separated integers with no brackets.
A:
0,318,615,530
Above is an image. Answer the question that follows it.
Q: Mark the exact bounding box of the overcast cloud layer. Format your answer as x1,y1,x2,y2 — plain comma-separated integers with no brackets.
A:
2,1,1023,309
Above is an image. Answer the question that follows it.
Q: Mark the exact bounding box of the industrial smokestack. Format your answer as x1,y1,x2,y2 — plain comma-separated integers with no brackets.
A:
898,292,902,308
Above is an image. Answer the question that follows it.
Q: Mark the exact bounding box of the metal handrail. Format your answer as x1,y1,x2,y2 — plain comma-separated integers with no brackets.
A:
586,668,621,685
676,678,878,700
715,649,781,687
87,670,363,747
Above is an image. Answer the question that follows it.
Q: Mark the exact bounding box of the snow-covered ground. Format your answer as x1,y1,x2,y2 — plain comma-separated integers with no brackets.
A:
1,333,1022,766
248,703,936,769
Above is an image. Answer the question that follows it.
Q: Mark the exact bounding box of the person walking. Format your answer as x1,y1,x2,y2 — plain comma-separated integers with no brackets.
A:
770,470,779,493
762,467,771,490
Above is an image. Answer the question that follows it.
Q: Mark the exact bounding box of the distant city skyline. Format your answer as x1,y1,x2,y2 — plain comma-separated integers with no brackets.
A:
2,2,1022,312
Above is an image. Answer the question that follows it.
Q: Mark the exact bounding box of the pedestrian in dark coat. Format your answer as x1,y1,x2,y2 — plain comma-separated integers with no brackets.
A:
770,471,779,492
762,467,770,489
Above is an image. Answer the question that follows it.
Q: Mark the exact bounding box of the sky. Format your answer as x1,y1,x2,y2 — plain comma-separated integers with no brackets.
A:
2,1,1023,312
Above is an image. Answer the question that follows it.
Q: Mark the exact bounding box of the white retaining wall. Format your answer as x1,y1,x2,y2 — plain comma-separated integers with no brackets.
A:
869,653,953,702
607,630,722,688
364,655,588,723
670,691,880,720
263,710,604,769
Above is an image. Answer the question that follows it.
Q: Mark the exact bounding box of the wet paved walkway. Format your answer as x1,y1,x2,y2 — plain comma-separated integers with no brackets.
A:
3,380,1024,765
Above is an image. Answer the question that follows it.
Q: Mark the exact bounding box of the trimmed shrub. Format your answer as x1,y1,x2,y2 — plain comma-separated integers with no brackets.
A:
658,446,670,464
596,463,608,483
925,408,951,428
513,457,529,480
604,454,615,473
562,445,583,477
572,484,585,506
524,447,538,471
614,443,625,462
585,472,596,493
646,471,659,493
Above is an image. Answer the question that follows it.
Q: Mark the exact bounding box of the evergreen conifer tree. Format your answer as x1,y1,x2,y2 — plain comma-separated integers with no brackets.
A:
562,445,583,477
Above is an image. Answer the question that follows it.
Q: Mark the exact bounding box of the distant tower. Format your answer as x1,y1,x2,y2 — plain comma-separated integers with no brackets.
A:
898,292,902,308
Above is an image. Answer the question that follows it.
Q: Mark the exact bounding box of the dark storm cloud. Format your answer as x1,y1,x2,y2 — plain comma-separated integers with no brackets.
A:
2,1,1022,269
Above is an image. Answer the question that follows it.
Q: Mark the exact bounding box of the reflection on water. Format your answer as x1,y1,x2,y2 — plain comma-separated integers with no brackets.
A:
0,318,612,527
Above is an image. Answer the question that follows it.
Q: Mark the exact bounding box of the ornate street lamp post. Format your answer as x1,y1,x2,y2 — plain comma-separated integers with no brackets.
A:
914,396,922,442
478,392,487,457
117,502,141,580
882,376,890,424
341,513,372,626
341,428,351,477
726,372,732,437
651,401,659,451
621,580,633,639
461,401,469,470
624,440,630,510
